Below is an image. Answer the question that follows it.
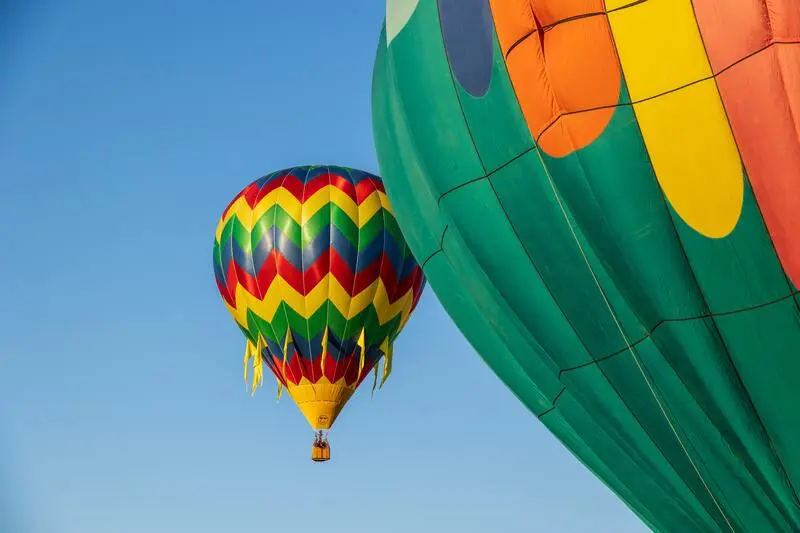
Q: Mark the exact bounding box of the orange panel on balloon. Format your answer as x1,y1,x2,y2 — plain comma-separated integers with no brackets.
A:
489,0,621,157
693,0,800,287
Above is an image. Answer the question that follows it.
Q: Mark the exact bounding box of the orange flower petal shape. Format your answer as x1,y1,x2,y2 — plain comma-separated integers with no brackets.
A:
489,0,621,158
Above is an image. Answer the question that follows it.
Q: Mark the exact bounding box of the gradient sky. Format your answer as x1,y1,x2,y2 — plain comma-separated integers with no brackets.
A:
0,1,647,532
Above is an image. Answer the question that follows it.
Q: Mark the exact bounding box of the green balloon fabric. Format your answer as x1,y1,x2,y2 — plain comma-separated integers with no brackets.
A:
371,3,800,532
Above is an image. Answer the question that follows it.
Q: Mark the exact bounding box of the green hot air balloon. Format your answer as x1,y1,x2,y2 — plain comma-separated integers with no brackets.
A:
372,1,800,532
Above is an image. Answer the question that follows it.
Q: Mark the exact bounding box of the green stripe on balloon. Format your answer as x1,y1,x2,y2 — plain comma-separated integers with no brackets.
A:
219,204,399,252
244,303,404,348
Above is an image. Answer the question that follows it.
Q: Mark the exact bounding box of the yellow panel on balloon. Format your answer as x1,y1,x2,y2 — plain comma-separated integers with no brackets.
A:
607,0,744,238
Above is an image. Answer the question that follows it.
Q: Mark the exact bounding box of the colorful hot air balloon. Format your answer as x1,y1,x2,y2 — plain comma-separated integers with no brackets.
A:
213,165,425,461
373,1,800,531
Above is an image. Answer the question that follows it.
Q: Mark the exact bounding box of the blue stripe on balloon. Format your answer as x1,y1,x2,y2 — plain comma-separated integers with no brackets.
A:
232,238,256,277
263,328,386,362
212,241,227,285
220,234,235,283
245,225,405,276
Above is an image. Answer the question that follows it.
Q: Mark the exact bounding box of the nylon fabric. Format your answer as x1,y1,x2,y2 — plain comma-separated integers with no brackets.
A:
371,1,800,530
213,166,426,429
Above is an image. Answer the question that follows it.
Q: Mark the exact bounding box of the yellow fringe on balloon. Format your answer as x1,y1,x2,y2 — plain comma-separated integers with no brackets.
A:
282,329,292,373
380,338,393,389
275,329,293,399
243,340,254,384
243,328,395,404
243,336,265,396
372,337,393,394
320,326,329,376
371,361,380,395
357,328,366,381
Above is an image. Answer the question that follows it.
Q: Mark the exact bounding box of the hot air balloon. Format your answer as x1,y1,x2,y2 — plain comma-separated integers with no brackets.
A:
213,165,425,461
372,1,800,531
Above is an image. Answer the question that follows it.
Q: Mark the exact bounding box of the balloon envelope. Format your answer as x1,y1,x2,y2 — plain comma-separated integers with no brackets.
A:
213,165,425,431
372,2,800,531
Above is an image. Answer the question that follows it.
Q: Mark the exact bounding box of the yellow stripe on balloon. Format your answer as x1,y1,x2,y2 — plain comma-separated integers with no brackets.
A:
606,0,743,238
215,195,250,241
226,275,418,324
378,190,394,216
216,187,390,239
223,294,250,332
276,182,303,234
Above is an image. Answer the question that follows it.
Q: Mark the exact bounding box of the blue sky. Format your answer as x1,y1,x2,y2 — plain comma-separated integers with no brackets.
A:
0,1,646,532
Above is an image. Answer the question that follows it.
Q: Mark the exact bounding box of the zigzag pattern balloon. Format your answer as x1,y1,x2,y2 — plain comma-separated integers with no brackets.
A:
213,165,426,430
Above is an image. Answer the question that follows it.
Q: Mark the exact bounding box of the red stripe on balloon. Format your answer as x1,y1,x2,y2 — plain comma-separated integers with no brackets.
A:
243,173,384,208
271,349,376,387
236,249,409,301
224,261,240,307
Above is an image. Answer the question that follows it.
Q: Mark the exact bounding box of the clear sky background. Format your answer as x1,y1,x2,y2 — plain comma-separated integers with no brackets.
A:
0,1,648,532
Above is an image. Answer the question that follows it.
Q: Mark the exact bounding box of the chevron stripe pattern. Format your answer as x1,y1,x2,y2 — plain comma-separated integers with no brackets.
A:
213,166,426,389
